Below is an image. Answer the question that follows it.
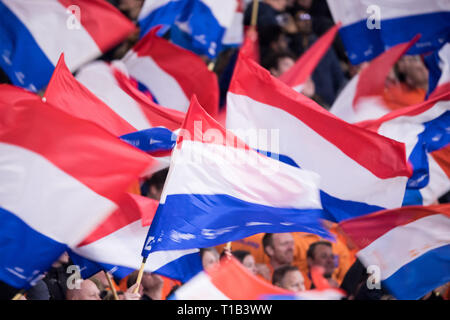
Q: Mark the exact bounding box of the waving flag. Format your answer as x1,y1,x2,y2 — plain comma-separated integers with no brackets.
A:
358,92,450,206
122,28,219,117
330,36,420,123
426,43,450,99
226,54,412,222
0,0,135,92
327,0,450,64
142,95,331,255
139,0,237,58
240,27,260,63
74,59,185,132
170,257,291,300
222,0,244,48
70,193,202,282
0,85,151,289
339,204,450,300
279,23,341,92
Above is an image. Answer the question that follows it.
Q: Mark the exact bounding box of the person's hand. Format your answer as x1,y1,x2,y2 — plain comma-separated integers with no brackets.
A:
121,283,141,300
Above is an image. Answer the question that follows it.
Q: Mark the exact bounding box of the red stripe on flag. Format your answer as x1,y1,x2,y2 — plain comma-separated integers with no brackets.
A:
133,30,219,117
0,85,152,206
44,54,136,136
78,193,158,246
339,204,450,250
352,35,420,109
229,55,412,179
279,23,341,88
112,68,185,131
58,0,136,53
208,257,291,299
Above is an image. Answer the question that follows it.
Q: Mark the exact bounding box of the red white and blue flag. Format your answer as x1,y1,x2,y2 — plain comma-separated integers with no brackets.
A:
0,0,135,91
142,95,332,256
358,92,450,206
0,85,152,289
339,204,450,300
226,54,412,222
70,193,202,282
122,28,219,117
327,0,450,64
330,36,420,123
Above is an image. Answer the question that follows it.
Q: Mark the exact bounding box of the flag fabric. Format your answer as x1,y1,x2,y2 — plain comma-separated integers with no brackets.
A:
426,43,450,99
226,54,412,222
70,193,202,282
327,0,450,64
221,0,244,48
357,92,450,206
122,28,219,117
170,257,292,300
0,0,135,92
240,27,260,63
142,95,332,256
74,59,185,132
330,36,420,123
279,23,341,92
0,85,152,289
138,0,238,58
339,204,450,300
120,127,177,158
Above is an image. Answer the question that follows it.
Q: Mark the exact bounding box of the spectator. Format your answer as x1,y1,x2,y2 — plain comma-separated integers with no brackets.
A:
42,252,71,300
200,247,220,270
262,233,295,276
66,279,101,300
127,270,164,300
141,168,169,200
231,250,258,275
272,265,305,292
307,240,339,288
289,8,346,106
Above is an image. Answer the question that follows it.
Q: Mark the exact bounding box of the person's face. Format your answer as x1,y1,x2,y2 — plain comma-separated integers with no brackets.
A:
142,272,163,290
310,244,335,278
202,251,219,270
270,233,294,265
266,0,288,12
278,57,295,75
295,11,312,34
78,280,101,300
147,185,163,201
281,270,305,292
242,254,257,275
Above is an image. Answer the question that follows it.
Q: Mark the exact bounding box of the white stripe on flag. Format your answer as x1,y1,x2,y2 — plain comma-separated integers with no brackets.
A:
3,0,101,70
227,93,409,209
357,213,450,280
122,51,190,112
161,140,322,209
76,61,152,130
0,142,117,247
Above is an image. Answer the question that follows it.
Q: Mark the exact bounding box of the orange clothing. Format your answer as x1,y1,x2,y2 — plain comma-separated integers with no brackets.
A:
161,276,180,300
216,230,354,286
383,83,426,111
215,233,268,264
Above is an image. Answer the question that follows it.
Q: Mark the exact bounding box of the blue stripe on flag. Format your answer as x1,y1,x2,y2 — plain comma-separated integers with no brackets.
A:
169,0,228,58
142,193,331,255
383,244,450,300
0,206,67,289
0,1,54,91
138,1,187,38
407,111,450,189
339,11,450,65
120,127,176,155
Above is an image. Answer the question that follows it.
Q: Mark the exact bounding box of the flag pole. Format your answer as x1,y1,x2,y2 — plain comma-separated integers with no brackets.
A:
250,0,260,27
105,271,119,300
224,241,232,259
133,257,147,294
208,61,215,71
11,290,25,300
